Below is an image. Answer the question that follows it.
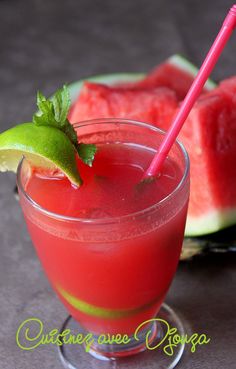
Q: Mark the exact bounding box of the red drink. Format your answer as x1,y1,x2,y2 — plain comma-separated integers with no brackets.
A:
17,120,189,351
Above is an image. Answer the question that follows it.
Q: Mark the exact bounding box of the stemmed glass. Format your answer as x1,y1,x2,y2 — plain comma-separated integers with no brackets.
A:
17,119,190,369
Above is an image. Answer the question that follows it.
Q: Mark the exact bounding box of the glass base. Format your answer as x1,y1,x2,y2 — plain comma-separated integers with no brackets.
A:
58,303,185,369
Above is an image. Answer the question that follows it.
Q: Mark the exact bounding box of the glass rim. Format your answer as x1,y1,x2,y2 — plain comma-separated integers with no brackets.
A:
17,118,190,224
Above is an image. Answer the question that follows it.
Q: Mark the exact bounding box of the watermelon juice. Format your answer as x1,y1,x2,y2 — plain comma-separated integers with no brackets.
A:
17,119,189,338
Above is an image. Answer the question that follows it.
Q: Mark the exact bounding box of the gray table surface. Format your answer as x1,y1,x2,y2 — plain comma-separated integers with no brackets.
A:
0,0,236,368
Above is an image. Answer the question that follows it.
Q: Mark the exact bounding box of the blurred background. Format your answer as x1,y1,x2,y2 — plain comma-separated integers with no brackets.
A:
0,0,235,128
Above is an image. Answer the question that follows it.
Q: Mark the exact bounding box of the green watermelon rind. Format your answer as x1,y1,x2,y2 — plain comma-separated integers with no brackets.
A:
185,209,236,236
168,54,217,91
68,73,145,103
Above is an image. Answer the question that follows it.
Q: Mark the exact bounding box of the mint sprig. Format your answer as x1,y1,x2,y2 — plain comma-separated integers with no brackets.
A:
77,143,97,167
33,85,96,167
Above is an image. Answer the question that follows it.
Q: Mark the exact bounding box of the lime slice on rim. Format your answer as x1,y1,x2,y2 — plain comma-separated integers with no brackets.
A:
0,122,82,186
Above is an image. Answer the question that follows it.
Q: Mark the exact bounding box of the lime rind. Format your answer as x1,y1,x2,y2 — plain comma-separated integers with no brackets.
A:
57,284,155,319
168,54,217,90
0,123,82,186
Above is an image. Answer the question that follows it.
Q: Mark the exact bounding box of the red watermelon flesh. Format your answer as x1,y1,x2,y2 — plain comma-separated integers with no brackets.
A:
179,81,236,211
68,82,178,125
217,76,236,98
131,76,236,234
115,62,208,100
178,77,236,234
69,76,236,235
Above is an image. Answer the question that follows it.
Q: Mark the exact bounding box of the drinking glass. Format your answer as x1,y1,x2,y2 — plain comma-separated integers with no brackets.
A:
17,119,190,369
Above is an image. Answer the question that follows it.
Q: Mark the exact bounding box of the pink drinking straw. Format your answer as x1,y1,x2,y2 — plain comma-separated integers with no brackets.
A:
144,4,236,179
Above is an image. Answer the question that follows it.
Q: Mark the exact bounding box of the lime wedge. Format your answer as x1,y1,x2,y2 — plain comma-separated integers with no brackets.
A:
57,285,157,319
0,122,82,186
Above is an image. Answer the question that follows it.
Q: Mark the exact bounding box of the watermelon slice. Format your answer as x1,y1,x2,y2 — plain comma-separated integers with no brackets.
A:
117,54,216,99
69,82,178,125
70,78,236,235
179,77,236,235
68,55,216,124
68,54,216,108
68,55,236,237
68,72,145,103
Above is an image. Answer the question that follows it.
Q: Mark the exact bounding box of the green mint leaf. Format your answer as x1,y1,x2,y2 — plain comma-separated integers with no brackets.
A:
32,85,96,167
52,85,71,124
63,120,78,146
77,143,97,167
33,91,57,127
